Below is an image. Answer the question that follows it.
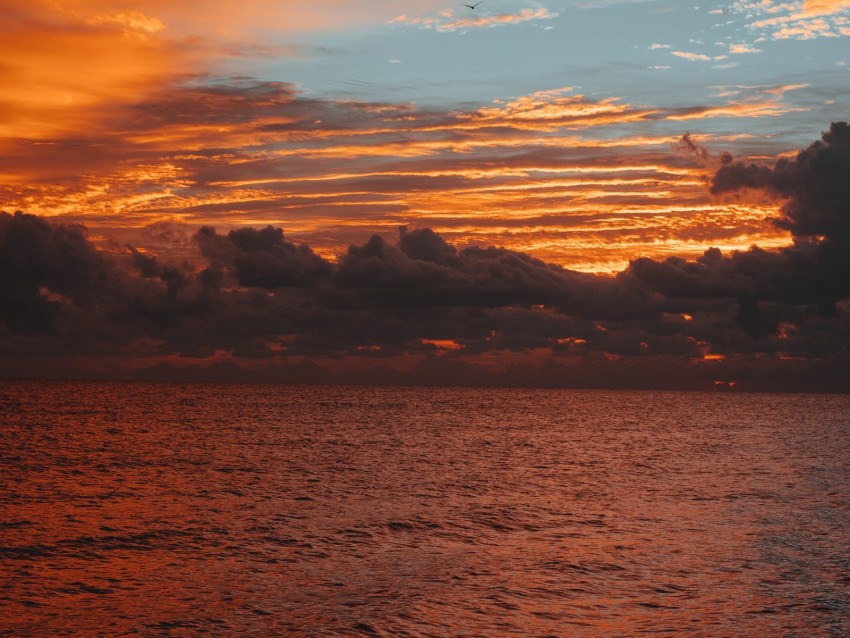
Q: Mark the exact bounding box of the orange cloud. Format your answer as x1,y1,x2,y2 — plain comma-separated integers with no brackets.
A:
729,43,762,54
743,1,850,39
800,0,850,15
0,1,207,144
671,51,713,62
86,10,166,34
2,67,796,273
474,88,630,122
436,8,558,32
667,100,806,120
391,7,557,32
3,0,456,143
772,17,838,39
34,0,450,37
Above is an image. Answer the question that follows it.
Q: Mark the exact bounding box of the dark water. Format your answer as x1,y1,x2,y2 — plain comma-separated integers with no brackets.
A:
2,381,850,637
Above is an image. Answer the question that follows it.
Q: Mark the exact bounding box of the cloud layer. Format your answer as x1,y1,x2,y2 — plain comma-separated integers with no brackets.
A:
2,75,799,273
3,124,849,390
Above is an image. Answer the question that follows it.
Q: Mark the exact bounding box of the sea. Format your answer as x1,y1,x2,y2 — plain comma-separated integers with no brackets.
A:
2,381,849,637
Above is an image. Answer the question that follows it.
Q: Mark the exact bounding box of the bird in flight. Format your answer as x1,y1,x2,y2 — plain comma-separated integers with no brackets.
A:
463,1,484,8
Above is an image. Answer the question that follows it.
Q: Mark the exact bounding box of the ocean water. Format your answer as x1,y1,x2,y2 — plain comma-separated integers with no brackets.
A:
1,381,849,637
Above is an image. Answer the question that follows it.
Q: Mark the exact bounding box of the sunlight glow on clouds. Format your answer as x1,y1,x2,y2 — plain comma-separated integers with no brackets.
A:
435,8,559,32
732,0,850,39
3,1,849,387
5,116,850,388
2,74,800,272
0,0,836,274
672,51,713,61
86,10,166,34
801,0,850,15
729,43,763,53
391,7,558,32
0,2,187,141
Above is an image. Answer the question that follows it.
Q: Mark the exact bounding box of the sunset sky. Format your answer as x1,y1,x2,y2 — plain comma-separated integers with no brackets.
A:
2,0,850,390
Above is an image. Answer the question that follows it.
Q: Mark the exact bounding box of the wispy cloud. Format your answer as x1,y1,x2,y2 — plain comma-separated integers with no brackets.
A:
391,7,558,32
729,43,763,53
86,9,166,34
672,51,713,61
437,8,558,31
731,0,850,40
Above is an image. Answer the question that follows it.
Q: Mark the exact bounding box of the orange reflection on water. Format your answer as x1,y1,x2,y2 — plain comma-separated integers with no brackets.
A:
3,382,850,635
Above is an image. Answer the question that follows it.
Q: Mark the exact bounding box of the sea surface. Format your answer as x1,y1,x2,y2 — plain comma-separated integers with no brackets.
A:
2,381,850,637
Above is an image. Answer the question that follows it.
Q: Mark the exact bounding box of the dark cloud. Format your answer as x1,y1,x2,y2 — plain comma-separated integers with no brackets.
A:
195,225,332,288
129,246,161,279
0,211,113,333
399,226,458,266
2,124,850,392
630,122,850,341
674,131,711,165
331,228,656,324
712,121,850,243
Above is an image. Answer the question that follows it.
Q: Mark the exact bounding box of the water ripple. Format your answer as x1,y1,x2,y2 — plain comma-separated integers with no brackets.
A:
1,381,849,636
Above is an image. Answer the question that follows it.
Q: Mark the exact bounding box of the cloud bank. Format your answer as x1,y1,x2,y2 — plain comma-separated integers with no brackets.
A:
3,124,849,391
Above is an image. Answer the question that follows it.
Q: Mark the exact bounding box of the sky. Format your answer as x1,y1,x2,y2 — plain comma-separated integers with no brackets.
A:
2,0,850,390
